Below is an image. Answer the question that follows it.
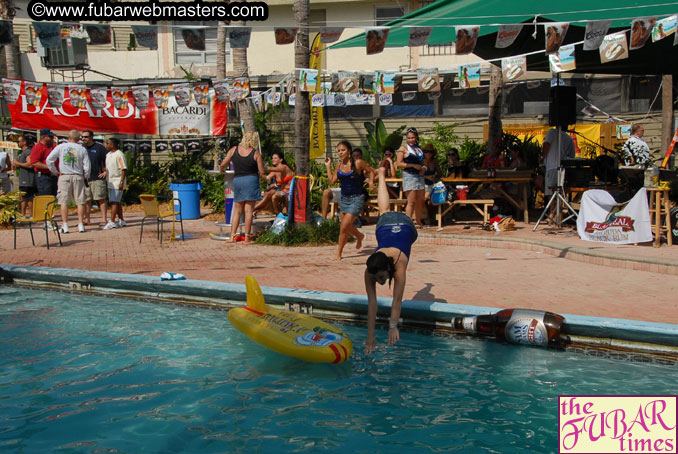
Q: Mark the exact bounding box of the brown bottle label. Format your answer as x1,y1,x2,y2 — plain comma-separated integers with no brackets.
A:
505,310,548,346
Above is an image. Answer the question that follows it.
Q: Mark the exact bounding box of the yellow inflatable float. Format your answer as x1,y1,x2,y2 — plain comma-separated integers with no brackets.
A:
228,276,353,364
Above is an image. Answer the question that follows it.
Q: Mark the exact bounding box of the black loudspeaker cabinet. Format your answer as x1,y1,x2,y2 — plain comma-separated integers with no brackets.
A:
549,86,577,127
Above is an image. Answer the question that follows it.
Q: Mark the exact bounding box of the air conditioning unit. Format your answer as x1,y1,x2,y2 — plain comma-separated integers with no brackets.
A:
40,38,88,68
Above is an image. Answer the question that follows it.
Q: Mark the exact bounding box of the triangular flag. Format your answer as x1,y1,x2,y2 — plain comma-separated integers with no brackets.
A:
0,20,12,46
409,27,432,47
2,79,21,104
630,17,656,49
85,24,112,45
455,26,479,55
652,16,677,42
274,28,298,45
228,27,251,49
600,32,629,63
24,81,43,107
132,85,149,109
111,87,129,110
545,23,569,54
68,85,88,109
153,86,170,109
173,83,192,107
365,27,389,55
181,28,205,51
32,22,61,49
46,83,64,108
131,25,158,49
583,20,611,51
320,28,344,44
496,25,522,48
90,87,108,110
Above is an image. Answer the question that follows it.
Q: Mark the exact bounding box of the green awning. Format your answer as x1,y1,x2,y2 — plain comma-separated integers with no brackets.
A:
330,0,678,74
330,0,678,49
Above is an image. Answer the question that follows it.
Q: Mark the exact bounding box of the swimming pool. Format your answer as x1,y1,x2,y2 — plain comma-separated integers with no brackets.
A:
1,287,676,454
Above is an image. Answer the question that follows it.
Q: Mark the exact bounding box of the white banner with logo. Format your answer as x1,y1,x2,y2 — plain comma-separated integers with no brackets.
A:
576,188,652,244
158,96,210,135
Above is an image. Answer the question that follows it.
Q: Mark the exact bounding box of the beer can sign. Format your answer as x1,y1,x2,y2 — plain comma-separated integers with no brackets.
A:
505,311,548,346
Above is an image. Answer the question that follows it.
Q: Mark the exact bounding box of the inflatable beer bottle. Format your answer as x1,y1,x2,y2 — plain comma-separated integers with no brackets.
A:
452,309,568,347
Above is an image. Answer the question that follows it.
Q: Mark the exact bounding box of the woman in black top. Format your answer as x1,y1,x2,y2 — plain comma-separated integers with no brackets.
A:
220,131,265,243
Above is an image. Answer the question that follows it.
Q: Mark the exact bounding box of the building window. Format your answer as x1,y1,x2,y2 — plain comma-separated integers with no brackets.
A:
173,21,219,65
420,43,455,56
375,6,405,26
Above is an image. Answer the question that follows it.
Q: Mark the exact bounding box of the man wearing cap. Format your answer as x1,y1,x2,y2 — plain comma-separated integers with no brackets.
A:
30,128,57,196
46,130,90,234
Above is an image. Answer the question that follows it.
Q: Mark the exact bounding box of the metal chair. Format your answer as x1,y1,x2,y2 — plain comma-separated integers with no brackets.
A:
139,194,184,243
13,195,62,249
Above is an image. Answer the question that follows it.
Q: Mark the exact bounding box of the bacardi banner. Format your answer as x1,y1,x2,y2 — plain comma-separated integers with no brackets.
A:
9,81,227,135
576,188,652,244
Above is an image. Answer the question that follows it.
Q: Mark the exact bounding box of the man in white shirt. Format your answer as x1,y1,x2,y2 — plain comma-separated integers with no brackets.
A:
46,130,91,233
622,124,651,168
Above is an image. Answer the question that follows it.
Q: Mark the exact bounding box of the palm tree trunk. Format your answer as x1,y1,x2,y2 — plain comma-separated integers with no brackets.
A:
231,18,255,133
0,0,21,79
293,0,310,224
216,21,227,79
4,33,22,79
293,0,310,176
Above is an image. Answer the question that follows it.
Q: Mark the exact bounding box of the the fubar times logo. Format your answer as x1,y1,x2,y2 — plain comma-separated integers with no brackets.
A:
559,396,677,453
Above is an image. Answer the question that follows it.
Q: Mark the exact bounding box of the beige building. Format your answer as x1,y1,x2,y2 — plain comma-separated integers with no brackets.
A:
9,0,483,83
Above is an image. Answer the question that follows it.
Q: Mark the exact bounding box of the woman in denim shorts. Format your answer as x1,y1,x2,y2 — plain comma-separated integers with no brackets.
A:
396,127,426,227
325,140,375,260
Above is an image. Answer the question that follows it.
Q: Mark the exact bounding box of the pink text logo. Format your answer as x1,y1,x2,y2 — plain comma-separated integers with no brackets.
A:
559,395,676,453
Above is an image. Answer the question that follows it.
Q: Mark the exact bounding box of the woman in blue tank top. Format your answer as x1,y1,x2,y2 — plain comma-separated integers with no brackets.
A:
364,167,418,355
396,127,427,228
325,140,375,260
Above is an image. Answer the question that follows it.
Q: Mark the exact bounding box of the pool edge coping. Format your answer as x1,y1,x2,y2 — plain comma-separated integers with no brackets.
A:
2,264,677,349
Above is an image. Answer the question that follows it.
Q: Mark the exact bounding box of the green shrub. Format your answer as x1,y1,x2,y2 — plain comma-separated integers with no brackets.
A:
458,136,486,168
0,190,22,226
255,217,340,246
123,156,169,205
364,119,405,163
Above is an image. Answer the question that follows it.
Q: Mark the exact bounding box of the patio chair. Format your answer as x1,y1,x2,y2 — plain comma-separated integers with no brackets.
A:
13,195,62,249
139,194,184,243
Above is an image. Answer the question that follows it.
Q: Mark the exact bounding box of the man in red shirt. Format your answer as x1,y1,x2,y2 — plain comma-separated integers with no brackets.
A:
30,128,57,196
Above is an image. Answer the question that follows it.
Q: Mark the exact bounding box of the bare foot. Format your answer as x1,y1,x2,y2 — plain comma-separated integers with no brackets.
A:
333,255,342,261
356,232,364,249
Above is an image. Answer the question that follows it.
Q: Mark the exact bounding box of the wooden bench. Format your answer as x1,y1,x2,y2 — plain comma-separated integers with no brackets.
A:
367,197,409,213
435,199,494,228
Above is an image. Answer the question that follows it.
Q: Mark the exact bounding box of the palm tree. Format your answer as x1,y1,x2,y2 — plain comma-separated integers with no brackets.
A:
231,16,255,133
0,0,21,78
293,0,310,176
216,21,227,79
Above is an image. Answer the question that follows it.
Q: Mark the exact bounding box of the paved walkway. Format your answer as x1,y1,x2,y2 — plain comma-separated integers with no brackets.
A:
2,208,677,325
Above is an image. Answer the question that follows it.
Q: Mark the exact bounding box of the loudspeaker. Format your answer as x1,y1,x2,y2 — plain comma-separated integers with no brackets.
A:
549,86,577,127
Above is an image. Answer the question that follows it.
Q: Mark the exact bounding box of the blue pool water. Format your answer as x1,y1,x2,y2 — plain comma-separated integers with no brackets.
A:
1,287,676,454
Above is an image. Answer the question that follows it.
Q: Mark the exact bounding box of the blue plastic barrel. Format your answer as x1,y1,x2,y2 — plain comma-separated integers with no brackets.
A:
170,180,202,220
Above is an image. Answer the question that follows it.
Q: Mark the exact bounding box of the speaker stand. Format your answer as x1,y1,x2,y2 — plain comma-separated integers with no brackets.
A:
533,185,578,230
